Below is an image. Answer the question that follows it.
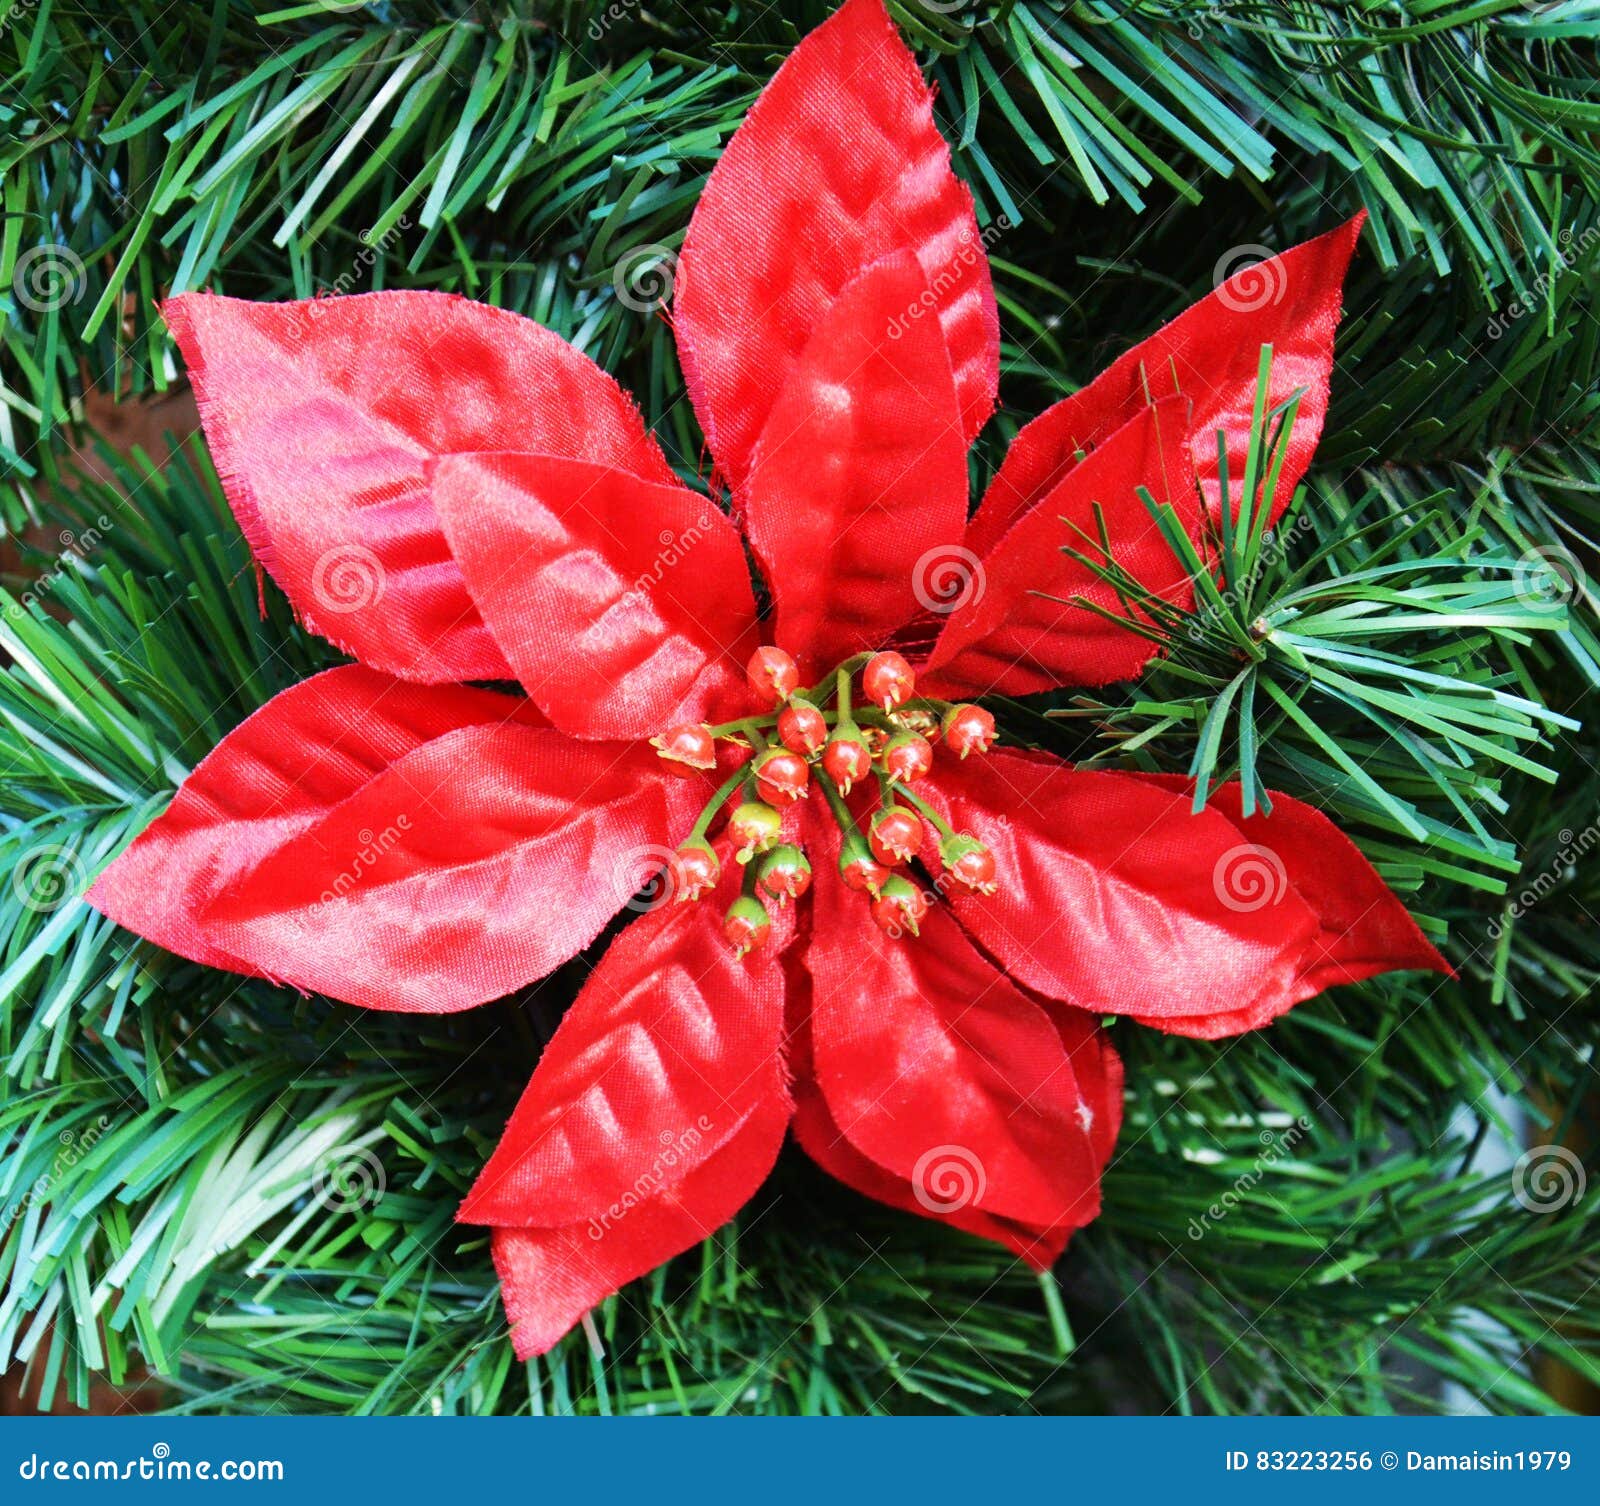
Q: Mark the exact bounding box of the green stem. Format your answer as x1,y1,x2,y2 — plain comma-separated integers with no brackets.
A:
707,713,775,739
740,852,762,900
835,664,855,725
890,781,955,840
816,768,865,840
688,767,750,841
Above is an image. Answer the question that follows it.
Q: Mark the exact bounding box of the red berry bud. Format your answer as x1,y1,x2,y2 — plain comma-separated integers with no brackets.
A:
822,729,872,796
673,839,721,901
871,874,929,938
941,704,996,759
754,747,810,806
746,645,800,707
723,895,772,958
838,836,890,897
777,699,827,756
756,844,812,904
869,805,924,866
941,834,996,896
649,722,716,774
728,801,782,860
862,650,915,711
882,731,933,784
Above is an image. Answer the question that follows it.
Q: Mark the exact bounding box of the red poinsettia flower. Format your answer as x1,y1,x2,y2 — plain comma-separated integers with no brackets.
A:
89,0,1447,1356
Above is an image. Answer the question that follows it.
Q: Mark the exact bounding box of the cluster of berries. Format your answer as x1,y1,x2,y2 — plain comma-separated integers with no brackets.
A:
648,646,998,957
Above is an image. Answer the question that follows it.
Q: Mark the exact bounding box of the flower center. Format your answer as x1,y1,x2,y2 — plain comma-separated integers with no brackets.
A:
647,647,999,955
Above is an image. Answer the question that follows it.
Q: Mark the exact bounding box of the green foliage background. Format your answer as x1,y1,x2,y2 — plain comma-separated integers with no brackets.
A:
1,0,1597,1414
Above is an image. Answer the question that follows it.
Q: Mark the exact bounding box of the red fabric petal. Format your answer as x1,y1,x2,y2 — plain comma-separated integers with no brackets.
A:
674,0,997,494
1123,777,1451,1036
165,290,674,682
924,397,1197,697
459,892,789,1228
195,729,698,1013
86,666,542,976
788,945,1115,1270
430,452,757,739
966,215,1364,556
743,253,969,676
490,1090,790,1359
1049,1004,1124,1168
926,748,1447,1040
805,858,1098,1229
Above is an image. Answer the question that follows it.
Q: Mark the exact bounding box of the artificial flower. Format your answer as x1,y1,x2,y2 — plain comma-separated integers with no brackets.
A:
89,0,1445,1356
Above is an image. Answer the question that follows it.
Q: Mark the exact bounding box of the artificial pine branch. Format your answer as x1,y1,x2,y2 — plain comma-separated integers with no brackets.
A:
1,0,1596,1415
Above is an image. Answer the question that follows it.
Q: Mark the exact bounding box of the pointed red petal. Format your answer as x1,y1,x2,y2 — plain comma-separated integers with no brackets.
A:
924,397,1197,697
675,0,997,493
927,748,1447,1040
194,729,697,1013
805,863,1097,1229
1124,776,1451,1036
164,290,673,682
789,962,1116,1269
460,891,789,1228
967,215,1364,555
490,1091,790,1359
742,253,969,675
430,452,757,739
87,667,542,976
